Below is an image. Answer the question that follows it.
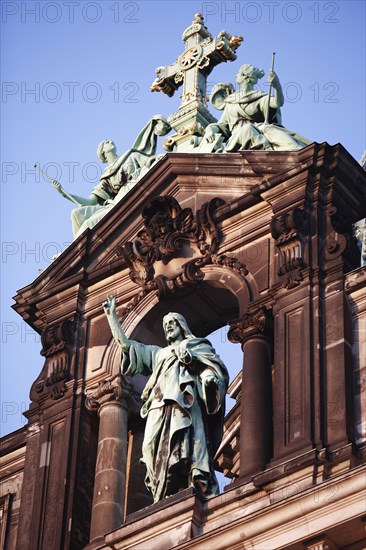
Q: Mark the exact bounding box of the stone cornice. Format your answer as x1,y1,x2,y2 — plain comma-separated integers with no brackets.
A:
0,427,27,456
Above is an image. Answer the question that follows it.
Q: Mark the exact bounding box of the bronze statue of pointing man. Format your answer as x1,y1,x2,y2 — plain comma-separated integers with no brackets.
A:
103,294,229,502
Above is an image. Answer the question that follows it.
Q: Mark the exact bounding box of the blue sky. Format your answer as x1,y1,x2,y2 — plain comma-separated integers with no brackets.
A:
1,0,365,437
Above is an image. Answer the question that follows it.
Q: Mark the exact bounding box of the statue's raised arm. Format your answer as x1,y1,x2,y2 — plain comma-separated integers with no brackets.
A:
33,163,97,207
267,69,284,110
103,295,130,353
51,178,99,207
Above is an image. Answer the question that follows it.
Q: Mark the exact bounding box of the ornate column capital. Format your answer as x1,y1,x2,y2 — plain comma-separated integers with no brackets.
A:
85,374,139,415
228,306,273,346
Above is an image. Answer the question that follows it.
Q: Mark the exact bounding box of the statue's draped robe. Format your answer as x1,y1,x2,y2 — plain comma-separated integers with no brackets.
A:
210,90,310,151
122,337,229,502
71,115,167,238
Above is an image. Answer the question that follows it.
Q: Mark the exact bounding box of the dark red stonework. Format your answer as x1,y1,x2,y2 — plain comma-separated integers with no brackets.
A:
1,144,365,548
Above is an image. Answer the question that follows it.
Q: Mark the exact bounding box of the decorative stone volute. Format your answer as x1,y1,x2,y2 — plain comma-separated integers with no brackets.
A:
117,195,225,302
30,320,76,402
322,205,349,262
40,320,75,357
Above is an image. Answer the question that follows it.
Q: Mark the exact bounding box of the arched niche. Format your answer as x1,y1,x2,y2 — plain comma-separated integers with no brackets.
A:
96,266,257,514
124,264,258,344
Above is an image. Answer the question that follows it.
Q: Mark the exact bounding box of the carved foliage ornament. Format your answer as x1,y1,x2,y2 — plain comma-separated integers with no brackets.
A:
270,208,307,289
118,196,226,300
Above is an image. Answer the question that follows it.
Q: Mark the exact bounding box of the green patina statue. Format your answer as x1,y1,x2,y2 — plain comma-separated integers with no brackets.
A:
203,63,310,151
52,115,171,239
103,295,229,502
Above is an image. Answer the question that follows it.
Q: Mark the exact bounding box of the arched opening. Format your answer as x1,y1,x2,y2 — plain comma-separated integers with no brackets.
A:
130,282,239,342
122,277,247,515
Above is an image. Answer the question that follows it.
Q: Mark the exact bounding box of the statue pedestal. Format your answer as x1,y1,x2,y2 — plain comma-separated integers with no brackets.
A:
164,100,217,152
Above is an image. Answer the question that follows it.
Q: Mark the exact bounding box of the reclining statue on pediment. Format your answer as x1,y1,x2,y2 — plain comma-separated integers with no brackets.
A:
52,115,171,239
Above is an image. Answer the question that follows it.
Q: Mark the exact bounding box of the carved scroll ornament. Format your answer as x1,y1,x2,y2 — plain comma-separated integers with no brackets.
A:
31,320,75,402
117,195,226,301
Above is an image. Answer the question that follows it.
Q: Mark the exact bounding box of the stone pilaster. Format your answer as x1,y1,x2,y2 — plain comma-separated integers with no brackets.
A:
228,307,273,479
85,375,133,542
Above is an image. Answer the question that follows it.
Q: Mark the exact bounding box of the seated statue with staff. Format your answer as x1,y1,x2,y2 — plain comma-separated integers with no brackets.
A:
103,295,229,502
203,54,310,152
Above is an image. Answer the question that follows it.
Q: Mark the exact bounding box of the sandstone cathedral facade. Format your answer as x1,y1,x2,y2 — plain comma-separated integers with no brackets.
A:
1,13,366,550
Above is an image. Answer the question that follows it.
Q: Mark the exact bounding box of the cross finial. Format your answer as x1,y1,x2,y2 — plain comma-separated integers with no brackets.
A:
150,14,243,151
